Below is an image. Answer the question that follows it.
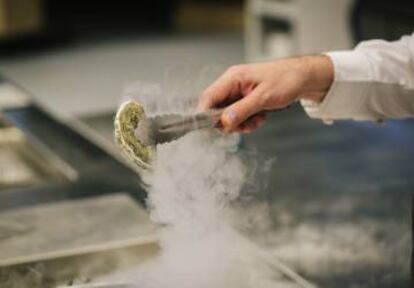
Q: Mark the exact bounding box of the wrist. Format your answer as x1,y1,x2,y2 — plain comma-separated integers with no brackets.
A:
301,55,334,102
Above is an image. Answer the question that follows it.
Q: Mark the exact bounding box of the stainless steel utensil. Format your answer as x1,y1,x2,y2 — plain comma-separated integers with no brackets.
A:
134,105,290,147
134,109,223,146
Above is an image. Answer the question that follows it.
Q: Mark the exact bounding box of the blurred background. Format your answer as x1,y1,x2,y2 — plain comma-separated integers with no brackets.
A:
0,0,243,116
0,0,413,116
1,0,414,287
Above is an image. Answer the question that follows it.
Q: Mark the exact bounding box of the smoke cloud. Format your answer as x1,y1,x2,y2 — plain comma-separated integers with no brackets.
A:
101,68,314,288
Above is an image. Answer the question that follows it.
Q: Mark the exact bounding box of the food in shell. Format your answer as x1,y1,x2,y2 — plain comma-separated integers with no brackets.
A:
114,100,154,169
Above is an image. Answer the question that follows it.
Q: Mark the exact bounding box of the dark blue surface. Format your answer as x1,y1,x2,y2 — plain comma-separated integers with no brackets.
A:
243,104,414,288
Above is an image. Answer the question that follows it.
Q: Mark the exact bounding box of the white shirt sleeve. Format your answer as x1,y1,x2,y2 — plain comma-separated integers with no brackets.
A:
301,33,414,122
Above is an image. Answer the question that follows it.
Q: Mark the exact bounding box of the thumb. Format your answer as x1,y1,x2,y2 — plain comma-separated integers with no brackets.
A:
221,85,266,131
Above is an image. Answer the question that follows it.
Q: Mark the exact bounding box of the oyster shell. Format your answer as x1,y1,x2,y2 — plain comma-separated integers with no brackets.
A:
114,100,154,169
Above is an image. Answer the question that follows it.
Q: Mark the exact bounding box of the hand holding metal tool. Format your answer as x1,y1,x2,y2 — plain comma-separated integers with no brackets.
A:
134,106,289,146
115,100,287,169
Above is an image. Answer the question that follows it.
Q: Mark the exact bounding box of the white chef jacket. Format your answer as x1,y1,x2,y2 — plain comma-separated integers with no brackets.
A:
301,33,414,123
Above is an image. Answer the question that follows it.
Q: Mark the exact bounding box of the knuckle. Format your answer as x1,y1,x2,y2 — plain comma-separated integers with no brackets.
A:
225,65,245,77
220,113,231,128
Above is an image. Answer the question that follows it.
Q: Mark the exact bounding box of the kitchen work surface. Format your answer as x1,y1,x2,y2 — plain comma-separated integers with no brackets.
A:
80,104,414,288
0,82,158,288
0,193,158,287
0,193,156,266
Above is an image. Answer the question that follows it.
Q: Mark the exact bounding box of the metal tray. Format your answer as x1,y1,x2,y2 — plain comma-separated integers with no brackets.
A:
0,194,158,288
0,127,70,190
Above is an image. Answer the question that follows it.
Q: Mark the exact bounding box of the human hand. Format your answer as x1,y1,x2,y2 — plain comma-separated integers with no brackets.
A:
198,55,334,133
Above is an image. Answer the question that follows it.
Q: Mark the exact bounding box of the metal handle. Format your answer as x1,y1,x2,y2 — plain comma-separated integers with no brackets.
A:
191,108,224,129
159,105,289,134
158,109,224,132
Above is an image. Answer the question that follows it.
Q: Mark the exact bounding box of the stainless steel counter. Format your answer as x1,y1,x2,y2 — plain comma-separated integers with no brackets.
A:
0,79,157,287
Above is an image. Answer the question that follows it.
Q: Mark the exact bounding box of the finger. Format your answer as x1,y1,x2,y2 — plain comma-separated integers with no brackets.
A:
247,112,267,125
198,71,239,110
221,85,266,131
230,112,266,133
251,115,267,129
237,112,266,129
238,114,266,133
235,122,260,133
